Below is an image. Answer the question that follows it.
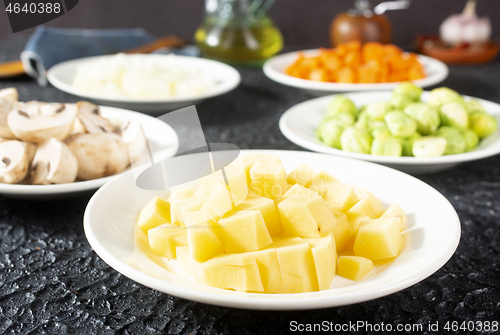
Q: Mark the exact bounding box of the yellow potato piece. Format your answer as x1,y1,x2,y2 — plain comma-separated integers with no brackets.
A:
176,195,208,227
170,198,192,226
316,170,338,181
337,256,374,281
346,193,383,219
308,178,340,197
380,203,407,231
216,210,272,253
147,223,187,258
323,184,359,213
348,215,370,236
331,211,351,252
185,216,224,262
199,166,248,204
304,235,337,291
284,184,319,199
169,186,196,202
354,217,403,261
138,196,171,231
249,160,287,199
236,194,282,235
252,248,283,293
278,195,336,238
200,184,235,220
198,253,264,292
287,164,318,187
176,246,203,280
243,153,281,184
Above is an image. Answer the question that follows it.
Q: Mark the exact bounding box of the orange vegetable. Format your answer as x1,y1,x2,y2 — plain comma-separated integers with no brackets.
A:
284,42,426,84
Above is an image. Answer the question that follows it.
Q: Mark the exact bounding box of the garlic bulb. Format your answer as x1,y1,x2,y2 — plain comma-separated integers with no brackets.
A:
440,0,491,46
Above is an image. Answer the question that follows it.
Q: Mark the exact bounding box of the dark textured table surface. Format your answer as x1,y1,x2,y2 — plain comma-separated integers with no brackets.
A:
0,35,499,334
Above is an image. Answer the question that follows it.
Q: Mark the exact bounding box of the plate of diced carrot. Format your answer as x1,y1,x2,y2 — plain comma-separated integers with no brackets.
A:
263,41,448,96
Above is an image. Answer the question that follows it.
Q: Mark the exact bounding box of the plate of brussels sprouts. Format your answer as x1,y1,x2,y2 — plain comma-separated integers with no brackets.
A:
279,83,499,174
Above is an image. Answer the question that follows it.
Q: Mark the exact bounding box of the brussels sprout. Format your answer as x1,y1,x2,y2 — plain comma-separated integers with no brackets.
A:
364,101,393,121
340,127,372,154
369,120,390,138
469,111,498,139
412,137,447,157
327,95,357,118
434,126,467,155
427,87,464,108
467,99,487,114
439,101,469,129
370,133,402,156
384,111,417,138
403,102,440,135
400,132,422,156
354,112,370,130
462,129,479,151
393,82,423,101
317,120,345,149
328,112,356,127
389,94,413,110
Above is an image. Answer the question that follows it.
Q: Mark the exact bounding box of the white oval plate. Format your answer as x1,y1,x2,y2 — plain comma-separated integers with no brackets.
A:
0,106,179,200
47,55,241,114
264,49,448,96
84,150,460,310
280,91,500,175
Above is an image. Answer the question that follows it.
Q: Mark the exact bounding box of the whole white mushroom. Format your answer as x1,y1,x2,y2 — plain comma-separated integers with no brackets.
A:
0,140,29,184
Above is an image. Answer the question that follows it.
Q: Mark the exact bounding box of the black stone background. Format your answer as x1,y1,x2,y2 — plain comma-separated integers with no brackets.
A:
0,35,499,334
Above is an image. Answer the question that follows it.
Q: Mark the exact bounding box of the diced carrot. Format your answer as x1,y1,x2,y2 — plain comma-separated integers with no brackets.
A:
408,62,426,80
344,51,361,68
337,67,356,83
358,66,378,83
309,68,329,82
362,42,384,62
344,40,362,52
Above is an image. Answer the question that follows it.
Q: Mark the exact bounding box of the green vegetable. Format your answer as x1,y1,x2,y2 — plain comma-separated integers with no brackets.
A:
317,120,345,149
364,101,393,121
384,111,417,138
462,129,479,151
400,132,422,156
467,99,487,114
389,94,413,110
412,136,447,157
327,95,357,118
340,127,372,154
354,112,370,130
403,102,440,135
325,112,356,127
427,87,463,108
469,111,498,139
434,126,467,155
439,101,469,129
369,120,390,138
393,82,423,101
370,133,402,156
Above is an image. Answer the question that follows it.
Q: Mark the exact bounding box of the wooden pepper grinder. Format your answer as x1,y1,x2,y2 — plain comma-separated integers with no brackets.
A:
330,0,411,46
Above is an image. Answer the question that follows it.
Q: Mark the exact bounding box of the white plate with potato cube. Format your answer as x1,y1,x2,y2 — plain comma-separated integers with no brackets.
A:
280,91,500,175
84,150,460,310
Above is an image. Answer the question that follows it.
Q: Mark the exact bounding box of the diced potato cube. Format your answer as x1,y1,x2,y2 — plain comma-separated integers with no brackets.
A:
337,256,374,281
331,211,351,252
176,246,203,280
249,160,287,199
198,253,264,292
308,179,340,197
287,164,318,187
170,198,192,226
348,215,370,236
236,194,282,235
243,153,281,184
323,184,359,213
199,166,248,203
268,234,319,293
316,170,338,181
191,186,208,198
284,184,319,199
346,193,383,219
169,186,196,202
380,204,407,231
147,223,187,258
252,248,283,293
216,210,272,253
138,196,171,231
177,196,208,227
200,184,235,220
278,195,336,238
304,235,337,291
185,216,224,262
354,217,403,261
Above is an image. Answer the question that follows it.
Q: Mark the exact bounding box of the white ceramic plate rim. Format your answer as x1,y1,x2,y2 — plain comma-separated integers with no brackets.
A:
263,49,449,91
47,54,241,103
84,150,461,310
279,91,500,165
0,106,179,196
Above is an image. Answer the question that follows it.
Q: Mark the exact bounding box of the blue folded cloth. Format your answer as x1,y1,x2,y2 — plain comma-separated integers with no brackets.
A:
21,26,199,85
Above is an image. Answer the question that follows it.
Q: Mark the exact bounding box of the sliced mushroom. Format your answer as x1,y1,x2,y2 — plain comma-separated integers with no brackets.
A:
0,140,28,184
21,142,36,165
76,101,114,133
0,88,18,139
31,138,78,185
66,133,129,180
121,120,147,164
70,117,87,135
8,101,77,143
